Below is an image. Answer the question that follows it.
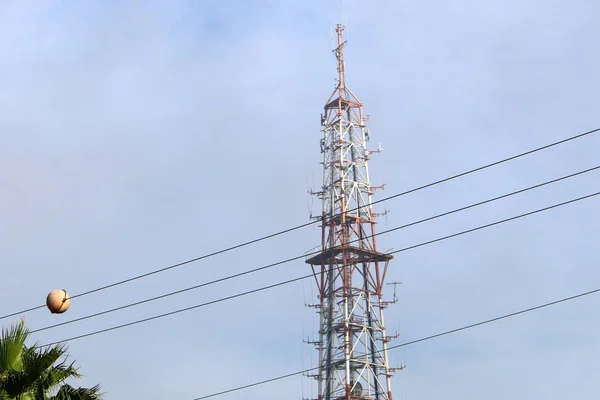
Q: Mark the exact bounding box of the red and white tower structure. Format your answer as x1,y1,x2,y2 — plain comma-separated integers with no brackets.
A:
306,25,396,400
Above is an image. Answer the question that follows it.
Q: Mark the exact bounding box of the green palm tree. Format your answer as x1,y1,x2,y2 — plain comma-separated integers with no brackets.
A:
0,321,103,400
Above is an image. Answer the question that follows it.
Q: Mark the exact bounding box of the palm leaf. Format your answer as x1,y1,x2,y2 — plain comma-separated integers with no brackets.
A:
2,344,73,396
0,323,102,400
22,344,70,381
38,362,81,392
48,384,103,400
0,320,29,372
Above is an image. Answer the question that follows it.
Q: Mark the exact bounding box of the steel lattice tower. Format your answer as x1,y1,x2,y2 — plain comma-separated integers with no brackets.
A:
305,24,396,400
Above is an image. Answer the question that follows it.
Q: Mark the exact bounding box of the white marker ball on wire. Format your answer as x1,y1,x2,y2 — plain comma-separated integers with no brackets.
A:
46,289,71,314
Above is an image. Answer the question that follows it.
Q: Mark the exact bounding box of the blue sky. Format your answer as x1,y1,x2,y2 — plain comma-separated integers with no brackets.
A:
1,1,599,399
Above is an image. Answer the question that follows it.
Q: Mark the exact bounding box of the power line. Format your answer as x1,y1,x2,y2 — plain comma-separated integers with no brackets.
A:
28,165,600,336
193,286,600,399
2,127,597,322
38,190,599,348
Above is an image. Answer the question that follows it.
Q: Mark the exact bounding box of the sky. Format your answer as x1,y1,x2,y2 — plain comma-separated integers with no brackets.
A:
0,0,599,399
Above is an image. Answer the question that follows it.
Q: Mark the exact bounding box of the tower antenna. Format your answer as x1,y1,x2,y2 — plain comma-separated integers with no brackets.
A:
305,24,398,400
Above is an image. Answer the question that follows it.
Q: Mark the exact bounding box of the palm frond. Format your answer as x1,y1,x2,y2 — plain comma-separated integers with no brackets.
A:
48,384,103,400
22,344,69,377
1,369,37,398
0,322,101,400
0,320,29,372
38,362,82,392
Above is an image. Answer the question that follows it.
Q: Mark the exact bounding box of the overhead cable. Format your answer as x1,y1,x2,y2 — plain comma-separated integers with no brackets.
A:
28,165,600,336
2,126,597,321
193,285,600,399
38,190,599,348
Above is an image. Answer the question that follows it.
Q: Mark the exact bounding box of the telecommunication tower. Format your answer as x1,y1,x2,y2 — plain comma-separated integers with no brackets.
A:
305,24,397,400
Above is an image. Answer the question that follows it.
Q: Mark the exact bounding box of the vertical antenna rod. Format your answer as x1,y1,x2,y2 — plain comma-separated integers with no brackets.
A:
305,24,397,400
336,24,346,96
